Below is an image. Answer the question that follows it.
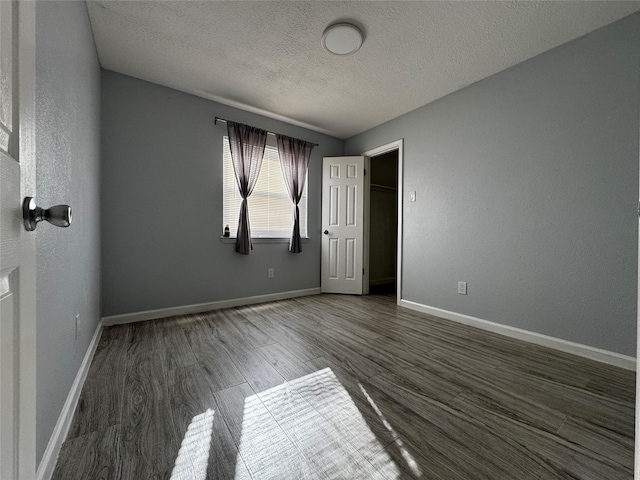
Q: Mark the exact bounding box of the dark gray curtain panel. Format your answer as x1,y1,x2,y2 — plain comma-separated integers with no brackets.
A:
227,121,267,254
276,134,314,253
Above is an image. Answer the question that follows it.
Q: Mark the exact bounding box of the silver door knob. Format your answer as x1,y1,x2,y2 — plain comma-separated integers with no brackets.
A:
23,197,72,231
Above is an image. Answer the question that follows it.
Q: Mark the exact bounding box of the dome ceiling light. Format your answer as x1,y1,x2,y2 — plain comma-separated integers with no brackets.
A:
321,23,364,56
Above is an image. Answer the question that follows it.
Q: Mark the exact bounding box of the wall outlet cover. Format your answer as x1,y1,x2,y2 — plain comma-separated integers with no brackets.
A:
457,281,467,295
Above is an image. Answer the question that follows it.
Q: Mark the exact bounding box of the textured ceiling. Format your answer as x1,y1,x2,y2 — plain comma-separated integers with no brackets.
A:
86,1,640,139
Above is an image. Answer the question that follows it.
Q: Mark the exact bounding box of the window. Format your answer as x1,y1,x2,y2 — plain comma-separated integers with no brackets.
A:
223,136,308,238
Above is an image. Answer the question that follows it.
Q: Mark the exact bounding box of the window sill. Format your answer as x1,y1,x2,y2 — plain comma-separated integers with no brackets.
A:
219,237,310,244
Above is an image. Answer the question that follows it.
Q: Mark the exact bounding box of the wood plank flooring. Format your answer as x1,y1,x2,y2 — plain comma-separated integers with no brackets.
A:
52,294,635,479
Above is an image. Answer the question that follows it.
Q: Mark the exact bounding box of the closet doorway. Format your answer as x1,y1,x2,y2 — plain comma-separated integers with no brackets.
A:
363,140,403,302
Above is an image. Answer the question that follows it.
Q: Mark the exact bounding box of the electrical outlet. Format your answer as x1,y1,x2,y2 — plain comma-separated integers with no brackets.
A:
409,191,416,202
457,281,467,295
268,268,275,279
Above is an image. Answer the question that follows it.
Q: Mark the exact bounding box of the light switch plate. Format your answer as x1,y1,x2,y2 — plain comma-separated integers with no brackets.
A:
409,191,416,202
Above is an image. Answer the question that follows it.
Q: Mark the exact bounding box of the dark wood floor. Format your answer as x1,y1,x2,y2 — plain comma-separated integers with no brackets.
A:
52,294,635,479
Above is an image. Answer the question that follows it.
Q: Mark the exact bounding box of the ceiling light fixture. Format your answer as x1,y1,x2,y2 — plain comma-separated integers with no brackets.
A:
321,23,363,56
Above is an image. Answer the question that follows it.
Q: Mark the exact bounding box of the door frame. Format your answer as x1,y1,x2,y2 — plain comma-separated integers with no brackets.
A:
636,233,639,479
17,2,37,477
362,139,404,304
635,119,640,479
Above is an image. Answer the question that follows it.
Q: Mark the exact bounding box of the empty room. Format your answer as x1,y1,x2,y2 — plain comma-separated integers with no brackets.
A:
2,1,640,479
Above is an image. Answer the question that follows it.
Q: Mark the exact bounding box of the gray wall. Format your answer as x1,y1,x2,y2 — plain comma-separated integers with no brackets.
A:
101,72,344,317
35,1,101,465
346,14,640,356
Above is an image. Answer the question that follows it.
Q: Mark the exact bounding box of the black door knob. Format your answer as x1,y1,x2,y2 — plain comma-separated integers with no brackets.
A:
23,197,72,231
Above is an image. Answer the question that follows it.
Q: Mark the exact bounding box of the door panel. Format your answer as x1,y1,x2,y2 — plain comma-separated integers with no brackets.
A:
329,185,339,226
0,1,36,478
0,1,14,156
0,271,16,480
328,238,339,279
346,185,356,226
321,156,365,294
345,238,356,280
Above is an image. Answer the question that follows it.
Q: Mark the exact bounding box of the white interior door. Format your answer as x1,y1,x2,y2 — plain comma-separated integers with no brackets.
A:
321,156,365,294
0,1,36,478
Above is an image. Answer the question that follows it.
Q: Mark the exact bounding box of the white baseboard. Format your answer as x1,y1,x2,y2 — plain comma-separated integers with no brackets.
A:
399,299,636,371
36,320,103,480
102,288,322,326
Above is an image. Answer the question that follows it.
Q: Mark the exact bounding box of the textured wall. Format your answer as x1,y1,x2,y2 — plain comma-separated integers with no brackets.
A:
101,72,344,317
345,14,640,356
35,2,101,465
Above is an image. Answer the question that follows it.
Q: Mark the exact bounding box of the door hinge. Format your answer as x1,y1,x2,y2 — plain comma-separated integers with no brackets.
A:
364,169,367,176
363,268,365,275
638,201,640,217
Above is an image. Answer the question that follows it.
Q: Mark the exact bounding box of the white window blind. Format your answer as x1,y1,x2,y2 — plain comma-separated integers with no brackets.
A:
223,137,308,238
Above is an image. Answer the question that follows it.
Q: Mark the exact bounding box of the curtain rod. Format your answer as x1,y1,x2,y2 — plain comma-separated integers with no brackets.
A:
214,116,319,147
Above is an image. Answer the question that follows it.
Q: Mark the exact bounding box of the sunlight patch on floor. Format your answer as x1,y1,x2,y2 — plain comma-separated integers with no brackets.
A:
170,408,215,480
359,382,422,477
236,368,402,479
